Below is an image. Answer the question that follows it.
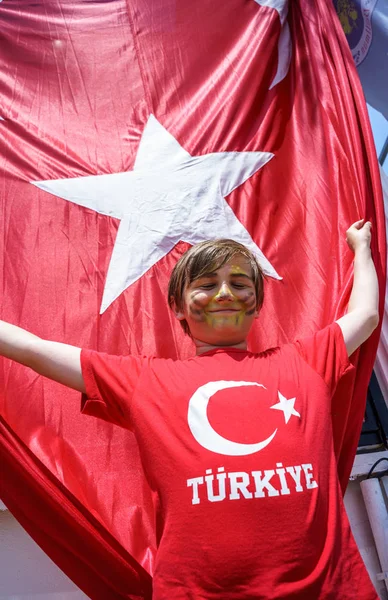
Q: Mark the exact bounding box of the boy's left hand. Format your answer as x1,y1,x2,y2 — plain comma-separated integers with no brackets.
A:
346,219,372,253
336,218,378,356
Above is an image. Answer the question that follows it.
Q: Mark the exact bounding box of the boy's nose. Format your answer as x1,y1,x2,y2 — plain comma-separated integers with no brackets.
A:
215,283,234,301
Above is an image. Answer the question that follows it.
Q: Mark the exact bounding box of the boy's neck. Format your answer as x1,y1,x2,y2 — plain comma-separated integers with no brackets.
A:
194,338,248,355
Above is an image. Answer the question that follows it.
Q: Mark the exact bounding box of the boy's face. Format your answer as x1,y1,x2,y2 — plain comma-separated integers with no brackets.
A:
175,254,259,349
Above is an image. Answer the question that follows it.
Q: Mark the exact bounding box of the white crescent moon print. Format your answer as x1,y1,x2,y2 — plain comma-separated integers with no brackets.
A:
187,381,278,456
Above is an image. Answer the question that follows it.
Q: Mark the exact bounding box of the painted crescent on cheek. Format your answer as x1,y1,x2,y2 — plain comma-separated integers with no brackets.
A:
189,293,206,320
192,296,203,307
243,291,256,313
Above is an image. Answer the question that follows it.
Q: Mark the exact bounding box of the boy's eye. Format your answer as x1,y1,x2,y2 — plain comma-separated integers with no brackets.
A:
232,283,246,289
199,284,216,289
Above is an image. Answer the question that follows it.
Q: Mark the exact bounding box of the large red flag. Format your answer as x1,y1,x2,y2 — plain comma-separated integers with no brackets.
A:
0,0,385,598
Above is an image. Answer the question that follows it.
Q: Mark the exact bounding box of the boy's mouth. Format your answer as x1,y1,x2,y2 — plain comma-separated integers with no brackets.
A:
207,308,240,313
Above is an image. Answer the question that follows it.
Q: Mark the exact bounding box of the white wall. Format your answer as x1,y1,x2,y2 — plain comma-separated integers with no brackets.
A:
344,481,388,600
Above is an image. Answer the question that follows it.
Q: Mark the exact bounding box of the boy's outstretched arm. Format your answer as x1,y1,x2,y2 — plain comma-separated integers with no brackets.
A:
0,321,85,393
336,219,379,357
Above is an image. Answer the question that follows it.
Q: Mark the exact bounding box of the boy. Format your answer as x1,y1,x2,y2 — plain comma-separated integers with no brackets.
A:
0,220,380,599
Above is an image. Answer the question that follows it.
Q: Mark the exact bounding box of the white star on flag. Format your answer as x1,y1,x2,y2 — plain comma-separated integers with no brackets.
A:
32,115,281,313
254,0,291,89
270,391,300,424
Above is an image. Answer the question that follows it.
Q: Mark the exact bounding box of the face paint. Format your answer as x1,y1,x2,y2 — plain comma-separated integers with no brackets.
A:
204,292,255,328
241,290,256,315
188,292,207,320
205,310,246,328
178,255,259,347
202,269,256,327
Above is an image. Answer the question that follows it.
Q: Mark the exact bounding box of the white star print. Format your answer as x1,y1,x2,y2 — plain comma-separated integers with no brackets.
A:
31,115,281,313
270,391,300,424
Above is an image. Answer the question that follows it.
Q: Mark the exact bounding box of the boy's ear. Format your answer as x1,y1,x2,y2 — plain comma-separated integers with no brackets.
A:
170,298,185,321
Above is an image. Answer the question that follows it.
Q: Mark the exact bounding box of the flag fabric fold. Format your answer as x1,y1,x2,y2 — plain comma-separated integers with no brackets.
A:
0,0,385,597
0,417,153,600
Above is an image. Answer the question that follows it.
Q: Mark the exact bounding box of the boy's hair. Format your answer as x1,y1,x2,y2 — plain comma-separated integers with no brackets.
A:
168,239,265,335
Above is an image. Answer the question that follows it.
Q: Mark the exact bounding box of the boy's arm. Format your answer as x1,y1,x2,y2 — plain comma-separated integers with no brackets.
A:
0,320,85,393
336,220,379,357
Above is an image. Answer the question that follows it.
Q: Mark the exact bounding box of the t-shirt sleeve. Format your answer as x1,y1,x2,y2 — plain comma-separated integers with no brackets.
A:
293,322,352,395
80,349,145,429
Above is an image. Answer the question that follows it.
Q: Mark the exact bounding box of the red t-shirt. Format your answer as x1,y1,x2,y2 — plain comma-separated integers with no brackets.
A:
81,323,378,600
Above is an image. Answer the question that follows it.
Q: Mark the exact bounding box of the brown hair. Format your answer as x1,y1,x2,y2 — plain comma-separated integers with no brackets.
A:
168,239,265,335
